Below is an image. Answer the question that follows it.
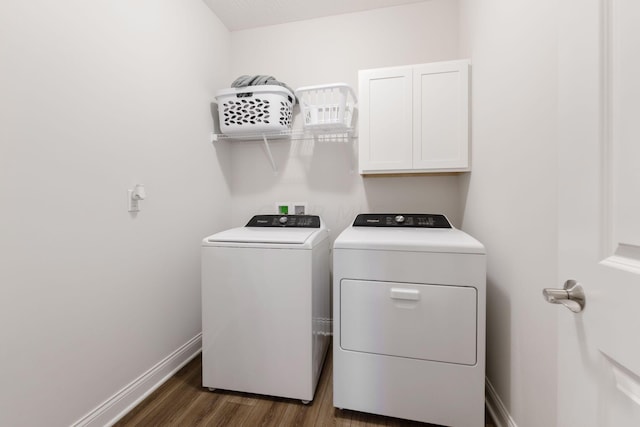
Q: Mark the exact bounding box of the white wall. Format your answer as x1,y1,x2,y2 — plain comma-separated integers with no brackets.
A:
0,1,230,425
226,0,463,239
458,1,558,426
0,2,562,426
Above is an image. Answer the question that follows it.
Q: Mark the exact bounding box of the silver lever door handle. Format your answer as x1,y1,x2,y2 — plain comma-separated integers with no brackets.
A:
543,279,585,313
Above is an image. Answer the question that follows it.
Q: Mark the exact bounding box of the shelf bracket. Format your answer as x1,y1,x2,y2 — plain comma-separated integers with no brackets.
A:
262,134,278,174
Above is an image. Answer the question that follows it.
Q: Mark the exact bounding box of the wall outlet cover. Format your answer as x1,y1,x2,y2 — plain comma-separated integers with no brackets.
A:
275,202,308,215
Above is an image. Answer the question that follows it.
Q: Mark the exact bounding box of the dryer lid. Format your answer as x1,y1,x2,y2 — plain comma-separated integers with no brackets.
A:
334,225,485,254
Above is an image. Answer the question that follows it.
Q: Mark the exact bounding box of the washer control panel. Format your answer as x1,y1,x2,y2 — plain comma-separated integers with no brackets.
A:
353,213,451,228
246,215,321,228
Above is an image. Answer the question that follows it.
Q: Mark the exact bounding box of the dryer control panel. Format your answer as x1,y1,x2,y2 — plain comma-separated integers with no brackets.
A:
246,215,321,228
353,213,451,228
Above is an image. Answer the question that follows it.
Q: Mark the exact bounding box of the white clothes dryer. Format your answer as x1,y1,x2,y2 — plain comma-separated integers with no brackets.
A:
201,215,330,403
333,214,486,427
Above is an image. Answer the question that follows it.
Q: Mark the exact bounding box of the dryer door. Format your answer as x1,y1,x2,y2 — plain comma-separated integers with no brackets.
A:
340,279,477,365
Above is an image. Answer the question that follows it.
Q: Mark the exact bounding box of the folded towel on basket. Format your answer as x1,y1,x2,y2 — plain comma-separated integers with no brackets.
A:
231,75,296,103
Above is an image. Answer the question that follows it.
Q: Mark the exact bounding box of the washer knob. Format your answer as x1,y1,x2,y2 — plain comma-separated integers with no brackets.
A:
395,215,405,224
279,216,288,225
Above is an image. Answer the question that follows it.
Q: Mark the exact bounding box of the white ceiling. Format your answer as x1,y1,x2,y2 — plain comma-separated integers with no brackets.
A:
202,0,431,31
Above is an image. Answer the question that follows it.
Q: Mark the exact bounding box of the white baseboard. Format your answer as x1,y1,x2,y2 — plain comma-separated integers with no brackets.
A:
72,333,202,427
485,377,518,427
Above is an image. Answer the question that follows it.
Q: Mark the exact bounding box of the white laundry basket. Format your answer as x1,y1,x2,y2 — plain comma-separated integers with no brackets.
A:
216,85,295,135
294,83,357,130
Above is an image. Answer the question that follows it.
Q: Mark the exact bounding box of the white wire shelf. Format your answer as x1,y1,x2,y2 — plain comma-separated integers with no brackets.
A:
210,127,356,143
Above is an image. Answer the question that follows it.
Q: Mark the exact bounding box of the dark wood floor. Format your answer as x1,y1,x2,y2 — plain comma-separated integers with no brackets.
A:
115,348,495,427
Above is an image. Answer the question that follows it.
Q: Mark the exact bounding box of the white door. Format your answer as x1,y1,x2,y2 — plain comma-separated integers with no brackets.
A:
556,0,640,426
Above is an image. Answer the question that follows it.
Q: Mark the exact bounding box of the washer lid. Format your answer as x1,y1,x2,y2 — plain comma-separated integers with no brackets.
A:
333,226,485,254
203,216,329,248
205,227,320,245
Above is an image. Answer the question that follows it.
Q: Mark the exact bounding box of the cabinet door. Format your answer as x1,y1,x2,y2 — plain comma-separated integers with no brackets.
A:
413,60,470,171
358,67,413,173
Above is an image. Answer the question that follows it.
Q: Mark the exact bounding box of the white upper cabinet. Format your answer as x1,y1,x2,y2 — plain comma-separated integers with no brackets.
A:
358,60,470,174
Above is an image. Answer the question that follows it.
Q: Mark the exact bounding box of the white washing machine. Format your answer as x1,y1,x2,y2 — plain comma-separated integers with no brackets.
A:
333,213,486,427
201,215,330,403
